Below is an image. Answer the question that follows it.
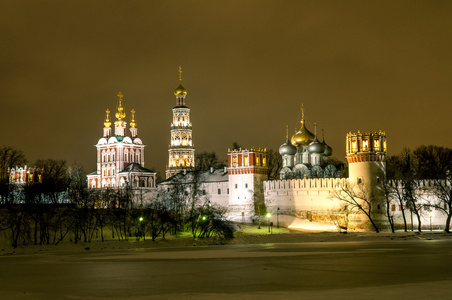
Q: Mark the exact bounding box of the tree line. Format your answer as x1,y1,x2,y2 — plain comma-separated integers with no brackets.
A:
0,146,234,248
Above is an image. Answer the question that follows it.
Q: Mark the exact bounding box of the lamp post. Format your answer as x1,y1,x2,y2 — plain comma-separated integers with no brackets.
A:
266,213,271,233
429,210,433,231
277,207,280,229
138,217,144,240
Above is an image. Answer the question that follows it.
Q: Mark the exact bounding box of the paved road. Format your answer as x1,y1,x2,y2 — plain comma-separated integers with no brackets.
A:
1,240,452,299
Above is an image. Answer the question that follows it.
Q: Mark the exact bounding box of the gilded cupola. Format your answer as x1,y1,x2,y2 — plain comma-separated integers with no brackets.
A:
174,66,187,96
291,105,315,147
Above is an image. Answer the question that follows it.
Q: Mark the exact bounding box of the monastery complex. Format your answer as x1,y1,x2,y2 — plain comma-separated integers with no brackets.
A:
79,67,448,231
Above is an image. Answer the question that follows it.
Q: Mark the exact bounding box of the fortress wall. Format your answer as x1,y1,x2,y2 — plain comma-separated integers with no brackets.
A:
263,178,348,219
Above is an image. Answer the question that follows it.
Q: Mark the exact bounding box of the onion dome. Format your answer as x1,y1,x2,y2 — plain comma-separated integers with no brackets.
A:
291,120,315,147
308,137,325,154
104,109,111,128
115,91,126,121
279,140,297,156
324,143,333,156
174,83,187,96
130,109,137,128
174,65,187,96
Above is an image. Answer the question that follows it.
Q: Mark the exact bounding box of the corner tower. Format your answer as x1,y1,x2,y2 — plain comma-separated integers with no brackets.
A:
166,66,195,179
346,130,387,186
227,148,268,221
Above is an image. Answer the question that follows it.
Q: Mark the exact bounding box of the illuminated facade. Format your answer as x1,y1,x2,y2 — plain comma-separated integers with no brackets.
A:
266,130,388,230
346,130,387,186
166,67,195,179
87,92,156,189
279,106,337,179
8,166,43,185
227,148,268,219
159,147,269,222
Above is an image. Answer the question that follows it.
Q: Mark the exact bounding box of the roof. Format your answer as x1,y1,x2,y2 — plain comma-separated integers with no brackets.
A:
119,163,155,174
159,168,228,185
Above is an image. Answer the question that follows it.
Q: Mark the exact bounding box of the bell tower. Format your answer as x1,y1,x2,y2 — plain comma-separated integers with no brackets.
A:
166,66,195,179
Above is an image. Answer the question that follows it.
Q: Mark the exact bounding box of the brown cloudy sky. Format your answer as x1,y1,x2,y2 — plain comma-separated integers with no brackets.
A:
2,0,451,177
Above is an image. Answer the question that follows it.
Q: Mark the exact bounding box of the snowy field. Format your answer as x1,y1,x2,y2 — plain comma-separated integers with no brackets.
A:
1,226,452,299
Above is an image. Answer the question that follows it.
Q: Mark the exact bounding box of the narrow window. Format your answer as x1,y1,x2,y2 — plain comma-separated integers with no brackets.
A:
218,189,221,195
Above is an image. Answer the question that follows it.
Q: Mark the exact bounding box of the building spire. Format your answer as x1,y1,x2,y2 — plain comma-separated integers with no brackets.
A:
103,109,112,137
129,109,137,138
174,66,187,105
115,91,126,122
179,65,183,83
301,104,305,121
114,91,127,136
104,109,111,128
286,125,289,140
130,109,136,128
314,121,317,136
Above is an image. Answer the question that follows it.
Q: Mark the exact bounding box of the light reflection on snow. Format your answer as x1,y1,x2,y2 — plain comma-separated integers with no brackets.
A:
288,219,337,232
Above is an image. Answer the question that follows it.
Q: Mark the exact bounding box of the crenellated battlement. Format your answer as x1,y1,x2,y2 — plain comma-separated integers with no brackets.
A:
346,130,386,157
264,177,349,191
227,147,268,174
388,179,450,188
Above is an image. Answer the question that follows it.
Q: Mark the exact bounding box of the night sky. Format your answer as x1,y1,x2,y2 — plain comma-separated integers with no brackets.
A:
2,1,451,177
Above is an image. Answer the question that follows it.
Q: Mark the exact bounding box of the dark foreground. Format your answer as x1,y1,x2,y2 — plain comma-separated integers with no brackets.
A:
1,239,452,299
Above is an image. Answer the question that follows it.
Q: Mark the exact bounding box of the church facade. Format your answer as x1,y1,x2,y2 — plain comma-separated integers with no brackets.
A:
87,92,156,189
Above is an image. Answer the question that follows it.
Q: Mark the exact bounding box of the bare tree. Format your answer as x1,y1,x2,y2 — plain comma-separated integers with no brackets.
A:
333,182,380,232
266,149,282,180
0,146,27,204
34,159,67,204
195,151,226,171
385,155,408,231
412,145,452,232
251,179,266,229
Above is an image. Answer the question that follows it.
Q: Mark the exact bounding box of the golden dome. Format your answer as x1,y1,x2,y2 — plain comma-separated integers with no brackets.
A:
174,83,187,96
104,109,111,128
174,65,187,96
291,121,315,147
130,109,136,128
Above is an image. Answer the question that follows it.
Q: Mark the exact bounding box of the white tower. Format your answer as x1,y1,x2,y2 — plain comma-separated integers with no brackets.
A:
227,147,268,220
346,130,387,186
166,66,195,179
